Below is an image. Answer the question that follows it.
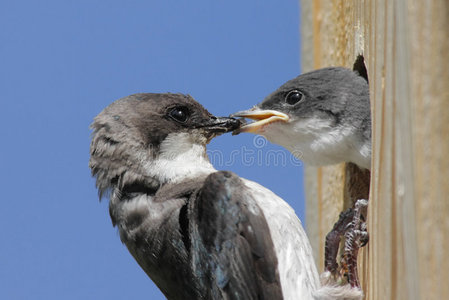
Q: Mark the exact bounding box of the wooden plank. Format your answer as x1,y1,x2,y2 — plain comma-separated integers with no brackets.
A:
300,0,449,299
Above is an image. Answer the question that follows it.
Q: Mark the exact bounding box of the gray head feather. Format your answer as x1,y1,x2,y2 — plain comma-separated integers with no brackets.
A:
261,67,371,140
89,93,205,198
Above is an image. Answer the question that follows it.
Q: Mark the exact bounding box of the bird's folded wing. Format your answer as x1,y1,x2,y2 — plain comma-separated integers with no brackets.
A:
192,171,283,300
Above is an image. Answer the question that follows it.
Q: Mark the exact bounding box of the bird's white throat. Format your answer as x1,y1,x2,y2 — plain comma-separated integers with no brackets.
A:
141,132,216,184
262,117,371,169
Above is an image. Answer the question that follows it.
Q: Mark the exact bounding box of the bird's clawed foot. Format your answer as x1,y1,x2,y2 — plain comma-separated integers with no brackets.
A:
324,199,369,288
341,199,368,287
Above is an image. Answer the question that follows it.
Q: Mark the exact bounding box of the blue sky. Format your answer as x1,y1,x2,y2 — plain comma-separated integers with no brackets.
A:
0,1,303,299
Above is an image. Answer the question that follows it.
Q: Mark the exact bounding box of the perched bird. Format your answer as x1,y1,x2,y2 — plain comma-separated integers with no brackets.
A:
89,93,326,299
232,65,371,288
232,67,370,170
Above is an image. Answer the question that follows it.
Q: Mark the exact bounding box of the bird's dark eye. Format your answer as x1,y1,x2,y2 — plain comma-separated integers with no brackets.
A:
285,90,304,105
168,106,190,123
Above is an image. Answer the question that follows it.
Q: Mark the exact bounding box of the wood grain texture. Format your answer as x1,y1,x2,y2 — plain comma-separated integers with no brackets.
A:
301,0,449,299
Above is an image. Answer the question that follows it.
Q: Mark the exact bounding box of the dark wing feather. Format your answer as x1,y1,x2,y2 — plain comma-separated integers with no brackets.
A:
191,171,283,300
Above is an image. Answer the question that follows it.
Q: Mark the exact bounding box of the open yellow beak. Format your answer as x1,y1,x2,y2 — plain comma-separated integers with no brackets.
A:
231,108,289,134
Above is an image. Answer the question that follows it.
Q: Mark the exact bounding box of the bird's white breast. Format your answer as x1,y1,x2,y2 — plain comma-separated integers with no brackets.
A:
242,179,320,300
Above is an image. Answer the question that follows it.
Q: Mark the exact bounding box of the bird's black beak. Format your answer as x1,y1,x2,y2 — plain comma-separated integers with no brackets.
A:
195,116,243,135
